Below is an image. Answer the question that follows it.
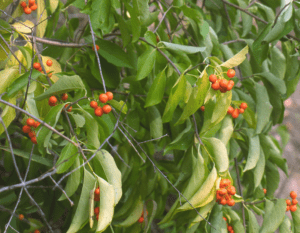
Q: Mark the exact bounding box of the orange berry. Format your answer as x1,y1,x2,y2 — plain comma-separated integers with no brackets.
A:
286,199,292,205
90,101,98,109
106,91,113,101
219,188,227,195
94,188,100,195
19,214,24,221
227,199,235,206
227,186,236,195
28,0,35,5
34,230,40,233
46,60,53,66
65,104,72,112
24,7,32,14
94,196,100,202
223,217,227,221
286,205,290,211
34,121,40,128
49,96,57,105
209,74,217,83
20,1,27,8
38,67,43,72
227,69,235,78
238,108,244,114
102,105,112,114
231,109,239,119
95,107,103,117
138,217,144,223
290,191,297,199
48,100,56,106
240,102,248,110
94,207,100,215
26,118,35,127
219,79,228,89
31,137,37,144
92,45,100,51
30,4,37,11
216,193,222,200
61,93,68,101
227,106,234,115
230,230,234,233
200,106,205,112
46,70,52,78
99,94,108,103
226,80,235,91
33,62,41,69
290,205,297,212
292,199,298,205
228,226,233,231
22,125,31,133
220,198,227,205
263,188,267,194
220,87,227,93
28,131,36,138
211,80,220,90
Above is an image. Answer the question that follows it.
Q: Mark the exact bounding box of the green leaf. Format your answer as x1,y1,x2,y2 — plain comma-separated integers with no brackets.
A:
218,115,234,146
55,139,78,174
37,104,65,151
95,150,122,205
115,13,131,47
247,208,260,233
144,30,157,47
291,204,300,233
257,72,286,95
135,48,156,81
265,161,280,196
66,168,96,233
202,137,229,173
220,45,249,68
176,70,210,125
125,1,141,43
0,97,16,136
211,91,232,124
253,148,265,189
148,106,163,139
0,146,52,167
58,156,81,201
160,41,206,54
209,205,227,233
244,129,260,172
109,99,128,114
252,24,272,65
115,198,143,227
97,40,133,68
242,105,256,129
162,73,186,123
0,67,19,94
34,75,85,101
270,46,286,81
260,199,286,233
82,110,100,148
279,215,292,233
96,176,115,232
145,67,167,107
36,0,48,38
237,0,252,37
255,83,273,134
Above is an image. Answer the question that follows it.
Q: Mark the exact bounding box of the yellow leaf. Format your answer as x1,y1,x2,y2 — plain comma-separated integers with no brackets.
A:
219,45,249,68
41,56,62,83
36,0,48,38
12,20,34,34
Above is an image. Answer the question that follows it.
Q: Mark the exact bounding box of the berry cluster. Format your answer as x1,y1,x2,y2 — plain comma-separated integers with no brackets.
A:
227,102,248,119
216,179,236,206
223,217,235,233
33,60,53,77
92,45,100,51
48,94,71,111
138,210,148,223
94,187,100,220
20,0,37,14
34,230,40,233
209,74,235,93
286,191,298,212
22,118,40,144
90,92,113,117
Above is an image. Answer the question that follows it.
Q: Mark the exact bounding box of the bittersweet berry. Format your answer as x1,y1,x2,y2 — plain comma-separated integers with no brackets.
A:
33,62,41,69
228,226,233,231
99,94,108,103
31,137,37,144
227,69,235,78
227,199,235,206
103,105,112,114
94,207,100,215
26,118,35,127
231,109,239,119
200,106,205,112
24,7,31,14
223,217,227,221
220,199,227,205
286,206,290,212
90,101,98,109
28,131,36,138
29,0,35,5
19,214,24,221
49,96,57,105
92,45,100,51
34,121,40,128
219,79,228,89
292,199,298,205
209,74,217,83
286,199,291,206
211,80,220,90
94,188,100,195
227,80,235,91
106,91,113,101
290,205,297,212
20,1,27,8
30,4,37,11
240,102,248,110
34,230,40,233
138,217,144,223
46,60,53,66
65,104,72,112
263,188,267,194
61,93,68,101
94,196,100,202
95,107,103,117
219,188,227,195
290,191,297,199
227,106,234,115
22,125,31,133
227,186,236,195
238,108,244,114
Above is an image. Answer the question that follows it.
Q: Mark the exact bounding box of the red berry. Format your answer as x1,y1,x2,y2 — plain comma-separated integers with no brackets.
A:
227,186,236,195
94,188,100,195
227,199,235,206
92,45,100,51
226,80,235,91
219,79,228,89
33,121,40,128
19,214,24,221
106,91,113,101
240,102,248,110
200,106,205,112
24,7,32,14
219,188,227,195
31,137,37,144
209,74,217,83
34,230,40,233
292,199,298,205
20,1,27,8
38,66,43,72
46,60,53,66
95,107,103,117
220,198,227,205
227,106,234,115
65,104,72,112
61,93,68,101
223,217,227,221
211,79,220,90
26,118,35,127
28,131,36,138
94,207,100,215
28,0,35,5
290,191,297,199
102,105,112,114
138,217,144,223
22,125,31,133
231,109,239,119
99,94,108,103
238,108,244,114
263,188,267,194
227,69,235,78
228,226,233,231
290,205,297,212
30,4,37,11
90,101,98,109
49,96,57,105
33,62,41,69
286,206,290,211
94,196,100,202
286,199,292,206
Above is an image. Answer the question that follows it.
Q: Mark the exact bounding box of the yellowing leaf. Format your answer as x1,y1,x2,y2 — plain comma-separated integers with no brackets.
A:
219,45,249,68
36,0,48,38
41,56,62,82
12,20,34,34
